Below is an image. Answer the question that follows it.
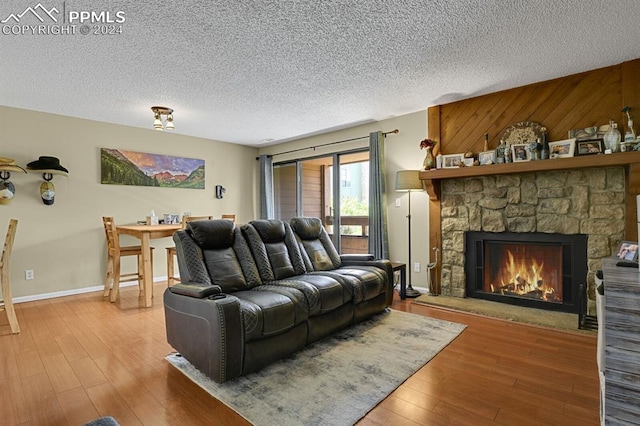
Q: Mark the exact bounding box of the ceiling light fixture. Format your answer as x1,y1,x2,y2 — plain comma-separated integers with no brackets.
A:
151,106,174,131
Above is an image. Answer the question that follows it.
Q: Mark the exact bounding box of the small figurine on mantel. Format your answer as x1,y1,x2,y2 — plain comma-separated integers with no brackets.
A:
483,133,489,152
496,140,506,163
504,142,512,163
540,127,549,159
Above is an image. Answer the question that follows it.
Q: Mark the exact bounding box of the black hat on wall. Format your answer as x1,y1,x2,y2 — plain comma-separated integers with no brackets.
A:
26,156,69,176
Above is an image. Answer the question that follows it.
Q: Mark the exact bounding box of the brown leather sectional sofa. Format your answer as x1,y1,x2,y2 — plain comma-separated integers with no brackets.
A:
163,217,393,383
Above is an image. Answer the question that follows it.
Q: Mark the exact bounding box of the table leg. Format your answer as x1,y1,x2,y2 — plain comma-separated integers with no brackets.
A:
400,266,407,300
141,234,153,307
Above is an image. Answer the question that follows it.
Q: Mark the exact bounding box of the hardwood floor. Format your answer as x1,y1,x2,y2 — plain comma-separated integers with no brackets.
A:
0,284,599,425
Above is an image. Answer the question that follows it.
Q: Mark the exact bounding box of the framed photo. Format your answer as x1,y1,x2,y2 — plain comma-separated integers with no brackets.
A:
511,143,531,162
479,150,496,165
614,241,639,262
442,154,464,169
575,138,604,156
548,138,576,159
568,126,598,140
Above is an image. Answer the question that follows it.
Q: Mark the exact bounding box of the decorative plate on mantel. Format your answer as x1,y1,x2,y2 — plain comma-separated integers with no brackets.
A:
501,121,545,145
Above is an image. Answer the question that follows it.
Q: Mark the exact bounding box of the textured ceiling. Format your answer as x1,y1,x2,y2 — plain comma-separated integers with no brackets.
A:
1,0,640,146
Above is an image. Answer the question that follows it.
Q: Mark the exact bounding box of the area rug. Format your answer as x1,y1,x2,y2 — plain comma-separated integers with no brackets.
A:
166,309,466,426
413,294,589,333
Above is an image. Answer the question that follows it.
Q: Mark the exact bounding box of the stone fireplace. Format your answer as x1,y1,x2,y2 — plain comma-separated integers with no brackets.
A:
439,167,625,314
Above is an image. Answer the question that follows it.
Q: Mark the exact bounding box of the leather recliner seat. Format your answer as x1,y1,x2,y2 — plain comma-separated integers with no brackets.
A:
164,217,393,383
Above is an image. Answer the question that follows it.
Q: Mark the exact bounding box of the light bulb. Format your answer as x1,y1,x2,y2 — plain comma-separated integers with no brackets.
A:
153,113,163,130
165,115,174,130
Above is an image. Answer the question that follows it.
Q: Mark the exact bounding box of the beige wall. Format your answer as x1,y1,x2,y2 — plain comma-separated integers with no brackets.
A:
1,106,258,299
259,110,433,289
1,105,430,300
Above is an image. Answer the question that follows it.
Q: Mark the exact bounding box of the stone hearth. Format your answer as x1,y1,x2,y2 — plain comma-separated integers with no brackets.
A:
439,167,625,315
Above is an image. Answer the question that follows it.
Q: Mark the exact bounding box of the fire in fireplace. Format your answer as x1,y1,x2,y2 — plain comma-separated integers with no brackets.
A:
484,242,563,303
465,232,587,313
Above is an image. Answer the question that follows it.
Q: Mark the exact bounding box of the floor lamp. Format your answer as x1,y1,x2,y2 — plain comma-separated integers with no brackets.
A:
395,170,424,298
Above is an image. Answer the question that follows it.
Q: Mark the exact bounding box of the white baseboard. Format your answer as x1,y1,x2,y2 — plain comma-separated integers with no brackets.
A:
13,276,168,304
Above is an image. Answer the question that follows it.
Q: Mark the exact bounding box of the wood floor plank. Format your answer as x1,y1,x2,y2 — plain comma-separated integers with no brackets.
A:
55,332,90,362
56,386,101,425
69,357,108,389
86,382,143,426
0,283,599,425
21,371,68,425
0,375,29,425
41,353,82,394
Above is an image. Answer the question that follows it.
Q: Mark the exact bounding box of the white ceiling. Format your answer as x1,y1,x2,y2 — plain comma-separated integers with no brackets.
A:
1,0,640,147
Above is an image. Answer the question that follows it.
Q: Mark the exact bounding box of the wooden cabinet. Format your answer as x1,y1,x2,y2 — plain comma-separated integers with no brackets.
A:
602,258,640,424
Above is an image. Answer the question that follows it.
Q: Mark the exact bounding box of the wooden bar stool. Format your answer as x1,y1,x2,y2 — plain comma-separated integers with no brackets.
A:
166,215,214,286
102,217,154,301
1,219,20,334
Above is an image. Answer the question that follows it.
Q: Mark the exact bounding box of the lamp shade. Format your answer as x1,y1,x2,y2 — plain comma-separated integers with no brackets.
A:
395,170,424,192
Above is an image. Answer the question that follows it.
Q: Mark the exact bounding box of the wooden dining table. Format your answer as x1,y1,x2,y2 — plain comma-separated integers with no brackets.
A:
116,223,182,307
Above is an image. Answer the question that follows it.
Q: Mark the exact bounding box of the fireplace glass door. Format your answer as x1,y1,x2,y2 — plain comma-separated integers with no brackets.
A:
465,231,587,313
483,242,563,304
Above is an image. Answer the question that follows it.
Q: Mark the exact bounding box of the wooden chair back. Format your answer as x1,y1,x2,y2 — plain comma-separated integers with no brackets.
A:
102,216,120,256
181,215,214,228
1,219,20,333
221,214,236,223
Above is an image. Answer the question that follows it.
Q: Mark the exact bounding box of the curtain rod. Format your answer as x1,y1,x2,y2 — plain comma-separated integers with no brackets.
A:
256,129,399,160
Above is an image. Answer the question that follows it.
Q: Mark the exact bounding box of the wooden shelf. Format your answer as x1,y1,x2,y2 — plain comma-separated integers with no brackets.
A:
419,151,640,200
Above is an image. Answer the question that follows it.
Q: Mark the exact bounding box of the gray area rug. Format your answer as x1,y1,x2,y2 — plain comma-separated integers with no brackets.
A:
166,309,466,426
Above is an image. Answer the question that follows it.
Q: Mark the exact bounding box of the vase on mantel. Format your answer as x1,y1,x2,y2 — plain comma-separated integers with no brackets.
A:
423,147,435,170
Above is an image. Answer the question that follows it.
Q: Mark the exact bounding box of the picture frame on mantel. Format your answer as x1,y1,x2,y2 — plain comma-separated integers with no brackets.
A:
576,138,604,156
549,138,576,159
511,143,530,162
479,150,496,165
442,153,464,168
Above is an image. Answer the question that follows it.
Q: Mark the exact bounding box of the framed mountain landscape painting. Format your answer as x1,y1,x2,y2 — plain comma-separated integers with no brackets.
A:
101,148,205,189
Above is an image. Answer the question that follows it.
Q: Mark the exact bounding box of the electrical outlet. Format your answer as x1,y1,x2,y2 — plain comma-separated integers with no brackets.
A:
395,198,401,207
414,262,420,272
25,269,34,280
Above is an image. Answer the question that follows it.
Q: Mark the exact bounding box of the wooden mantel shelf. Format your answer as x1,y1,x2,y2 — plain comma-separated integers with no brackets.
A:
419,151,640,200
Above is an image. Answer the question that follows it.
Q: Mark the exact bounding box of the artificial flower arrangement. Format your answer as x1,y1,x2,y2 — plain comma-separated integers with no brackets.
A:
419,138,437,149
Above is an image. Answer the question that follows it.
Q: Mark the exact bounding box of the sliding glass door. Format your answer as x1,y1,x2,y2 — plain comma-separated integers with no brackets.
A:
273,150,369,254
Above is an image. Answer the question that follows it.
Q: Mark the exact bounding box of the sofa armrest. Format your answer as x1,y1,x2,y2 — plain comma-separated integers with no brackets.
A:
164,288,243,383
340,258,394,306
168,282,222,299
340,253,375,262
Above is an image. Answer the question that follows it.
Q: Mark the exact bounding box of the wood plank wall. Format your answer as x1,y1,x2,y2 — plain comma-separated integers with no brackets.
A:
301,163,323,219
427,58,640,292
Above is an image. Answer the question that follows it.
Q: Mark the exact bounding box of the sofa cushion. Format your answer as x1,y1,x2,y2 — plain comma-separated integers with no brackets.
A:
175,222,262,292
274,273,352,315
251,219,287,243
332,266,386,302
290,217,342,271
290,217,322,240
234,288,307,342
201,247,247,292
308,271,364,303
243,220,306,281
188,220,235,250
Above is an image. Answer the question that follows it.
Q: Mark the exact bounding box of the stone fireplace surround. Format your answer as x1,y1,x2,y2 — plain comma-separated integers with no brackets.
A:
439,167,625,314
